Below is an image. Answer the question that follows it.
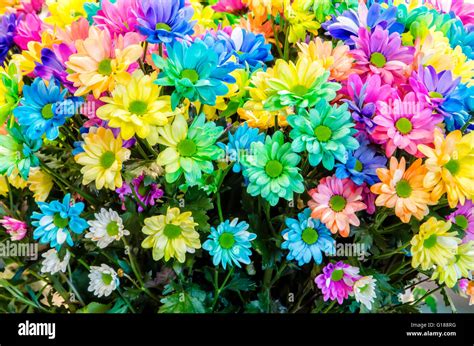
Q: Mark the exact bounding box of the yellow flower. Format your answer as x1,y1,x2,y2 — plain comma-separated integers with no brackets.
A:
432,241,474,288
141,207,201,263
411,217,460,271
74,127,131,190
7,168,27,189
190,0,218,33
284,0,320,43
0,176,8,197
243,0,284,17
44,0,89,28
27,168,53,202
418,128,474,208
97,70,174,140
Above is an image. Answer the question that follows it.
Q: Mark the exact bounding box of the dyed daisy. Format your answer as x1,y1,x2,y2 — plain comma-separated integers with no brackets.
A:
372,92,443,158
371,157,433,223
155,114,223,185
447,200,474,243
202,219,256,269
116,175,164,212
0,216,27,241
241,131,305,206
93,0,141,35
287,100,359,170
32,194,88,250
74,127,131,190
418,128,474,208
411,217,461,271
88,264,120,298
353,276,377,310
432,241,474,288
27,168,53,202
315,261,361,304
44,0,89,27
40,249,71,275
228,27,273,71
281,208,335,266
0,13,16,65
86,208,130,249
141,207,201,263
212,0,248,14
308,176,366,237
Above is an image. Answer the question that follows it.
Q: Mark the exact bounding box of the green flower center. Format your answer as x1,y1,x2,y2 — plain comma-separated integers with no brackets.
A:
53,213,69,229
331,269,344,282
106,221,119,236
128,100,148,116
395,179,412,198
444,159,460,176
100,151,116,169
265,160,283,178
155,23,172,31
163,224,182,239
329,195,347,212
428,91,443,99
454,215,468,230
292,84,308,97
370,52,387,68
354,159,363,172
301,227,319,245
180,69,199,83
314,125,332,142
218,232,235,249
98,58,113,76
177,139,197,157
41,103,55,120
101,273,113,285
423,234,437,249
395,117,413,134
358,284,369,293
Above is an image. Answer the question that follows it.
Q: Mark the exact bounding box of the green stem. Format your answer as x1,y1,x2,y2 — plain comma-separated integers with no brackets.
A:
272,20,284,58
373,241,410,259
216,192,224,222
283,22,290,61
412,284,445,306
5,178,17,217
211,267,234,312
323,299,337,313
117,287,137,313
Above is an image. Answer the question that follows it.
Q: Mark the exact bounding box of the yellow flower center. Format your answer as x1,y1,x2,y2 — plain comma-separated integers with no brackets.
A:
395,117,413,134
370,52,386,68
128,100,148,116
314,125,332,142
218,232,235,249
395,179,412,198
329,195,346,212
100,151,116,169
444,159,460,176
291,84,309,97
301,227,318,245
265,160,283,178
331,269,344,281
423,234,437,248
98,59,113,76
177,139,197,157
41,103,55,120
163,224,182,239
106,221,119,236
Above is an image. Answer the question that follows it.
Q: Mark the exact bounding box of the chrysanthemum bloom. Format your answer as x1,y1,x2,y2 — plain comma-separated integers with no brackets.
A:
281,208,335,266
40,249,70,275
284,1,320,43
265,57,340,110
88,264,120,298
155,113,223,185
212,0,247,15
239,13,275,45
411,217,461,270
44,0,88,27
0,216,27,241
351,26,415,85
297,38,353,82
353,276,377,310
447,200,474,243
418,128,474,208
27,168,53,202
32,194,88,250
116,174,164,212
288,100,359,170
66,27,142,98
308,176,366,237
141,207,201,263
86,208,130,249
93,0,141,36
13,12,43,50
371,92,442,158
34,44,76,93
241,131,304,206
242,0,283,17
227,27,273,72
315,261,361,304
97,70,174,140
0,13,16,65
203,219,256,269
74,127,131,190
432,241,474,288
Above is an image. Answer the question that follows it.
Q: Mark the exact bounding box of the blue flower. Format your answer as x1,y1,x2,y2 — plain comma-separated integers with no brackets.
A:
0,13,16,65
203,219,256,269
447,20,474,60
217,123,264,173
14,78,82,141
281,209,335,266
137,0,195,44
228,28,273,71
335,134,387,186
32,194,88,250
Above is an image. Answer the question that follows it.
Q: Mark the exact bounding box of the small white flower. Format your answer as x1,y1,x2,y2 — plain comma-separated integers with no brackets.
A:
88,264,119,298
353,275,377,310
40,249,70,274
86,208,129,249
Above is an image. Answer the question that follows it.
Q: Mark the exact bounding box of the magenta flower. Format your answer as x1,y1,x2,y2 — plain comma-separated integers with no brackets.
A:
351,26,415,85
0,217,28,241
13,13,44,50
212,0,248,14
371,92,443,157
447,200,474,243
94,0,142,36
315,261,361,304
116,175,164,212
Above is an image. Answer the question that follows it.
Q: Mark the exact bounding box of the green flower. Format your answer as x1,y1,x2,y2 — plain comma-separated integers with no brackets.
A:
0,63,21,124
156,113,224,186
242,131,304,206
287,99,359,170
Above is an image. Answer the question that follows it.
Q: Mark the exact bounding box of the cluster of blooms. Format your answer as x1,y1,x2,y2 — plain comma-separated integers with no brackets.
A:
0,0,473,313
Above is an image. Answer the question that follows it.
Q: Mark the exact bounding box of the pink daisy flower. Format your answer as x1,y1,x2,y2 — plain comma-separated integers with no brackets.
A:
308,176,366,238
212,0,248,14
315,261,361,304
13,13,45,50
351,26,415,85
371,92,443,157
0,217,28,241
93,0,143,36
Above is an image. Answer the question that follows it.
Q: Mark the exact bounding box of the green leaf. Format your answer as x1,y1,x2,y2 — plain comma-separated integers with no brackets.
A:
159,284,207,313
78,302,112,313
224,273,256,292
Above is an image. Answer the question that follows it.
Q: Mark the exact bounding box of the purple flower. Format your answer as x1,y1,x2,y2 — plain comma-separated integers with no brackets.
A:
447,200,474,243
35,45,76,92
0,13,16,65
116,175,164,212
315,261,361,304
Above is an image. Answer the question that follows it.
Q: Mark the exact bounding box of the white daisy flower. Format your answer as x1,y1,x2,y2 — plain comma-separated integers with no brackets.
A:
353,275,377,310
87,264,119,298
40,249,71,275
86,208,130,248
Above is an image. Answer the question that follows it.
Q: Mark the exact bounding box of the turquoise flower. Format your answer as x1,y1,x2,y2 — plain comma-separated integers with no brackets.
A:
203,219,256,269
287,100,359,170
242,131,304,206
282,208,335,266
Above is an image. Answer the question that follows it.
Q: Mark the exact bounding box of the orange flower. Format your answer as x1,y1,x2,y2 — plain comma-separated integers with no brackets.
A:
239,13,275,44
371,157,433,223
